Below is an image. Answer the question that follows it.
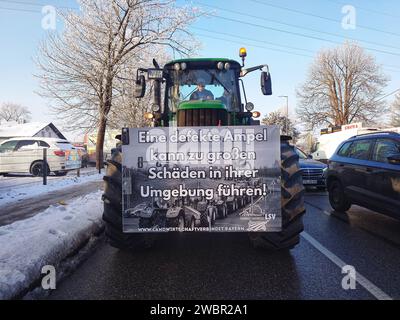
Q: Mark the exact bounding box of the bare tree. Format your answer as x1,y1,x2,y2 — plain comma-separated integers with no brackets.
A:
296,131,317,154
0,102,31,123
36,0,200,169
262,111,299,142
107,46,170,128
297,42,389,129
390,93,400,127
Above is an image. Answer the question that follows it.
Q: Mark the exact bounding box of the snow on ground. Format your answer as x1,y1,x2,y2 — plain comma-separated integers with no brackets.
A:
0,173,103,207
0,191,104,299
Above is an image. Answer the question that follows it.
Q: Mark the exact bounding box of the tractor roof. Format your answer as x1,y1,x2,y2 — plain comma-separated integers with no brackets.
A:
165,58,241,68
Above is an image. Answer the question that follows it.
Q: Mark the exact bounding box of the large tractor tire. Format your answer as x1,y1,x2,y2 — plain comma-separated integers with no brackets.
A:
102,151,155,250
248,140,305,251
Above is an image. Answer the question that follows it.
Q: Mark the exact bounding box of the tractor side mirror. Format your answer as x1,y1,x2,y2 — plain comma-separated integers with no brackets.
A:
261,71,272,96
134,75,146,98
387,154,400,165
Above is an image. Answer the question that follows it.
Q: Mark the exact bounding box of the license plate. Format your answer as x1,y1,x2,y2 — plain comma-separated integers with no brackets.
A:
303,180,317,185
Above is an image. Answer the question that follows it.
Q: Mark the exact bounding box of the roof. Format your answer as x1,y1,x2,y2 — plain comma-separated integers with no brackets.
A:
349,131,400,140
3,137,68,142
0,122,66,140
165,58,241,68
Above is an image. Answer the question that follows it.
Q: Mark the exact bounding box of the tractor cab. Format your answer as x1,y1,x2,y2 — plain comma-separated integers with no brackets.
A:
134,49,272,127
165,58,241,127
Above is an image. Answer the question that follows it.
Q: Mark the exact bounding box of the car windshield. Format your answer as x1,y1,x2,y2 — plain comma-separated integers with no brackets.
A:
295,147,308,159
167,69,240,112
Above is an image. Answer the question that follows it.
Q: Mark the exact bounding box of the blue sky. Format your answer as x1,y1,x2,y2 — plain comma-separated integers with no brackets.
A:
0,0,399,139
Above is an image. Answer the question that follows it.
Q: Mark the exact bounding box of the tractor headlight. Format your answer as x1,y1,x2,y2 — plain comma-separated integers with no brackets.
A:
151,104,161,112
144,112,154,120
217,62,224,70
224,62,231,70
174,63,181,71
181,62,187,70
252,111,261,118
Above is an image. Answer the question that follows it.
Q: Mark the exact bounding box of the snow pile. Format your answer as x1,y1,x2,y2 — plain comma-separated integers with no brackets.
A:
0,191,104,299
0,173,103,207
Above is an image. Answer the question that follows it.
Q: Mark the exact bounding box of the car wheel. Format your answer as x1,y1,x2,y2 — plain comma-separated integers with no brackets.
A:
168,214,185,230
30,161,49,177
139,217,152,228
328,180,351,212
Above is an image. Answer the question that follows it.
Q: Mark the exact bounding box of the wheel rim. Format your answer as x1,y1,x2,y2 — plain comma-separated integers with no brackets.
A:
32,164,42,176
331,184,342,205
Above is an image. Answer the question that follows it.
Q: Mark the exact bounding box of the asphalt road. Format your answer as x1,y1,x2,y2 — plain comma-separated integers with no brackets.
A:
48,190,400,300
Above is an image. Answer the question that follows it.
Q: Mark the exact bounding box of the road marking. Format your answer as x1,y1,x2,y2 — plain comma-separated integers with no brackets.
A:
301,231,393,300
304,200,331,216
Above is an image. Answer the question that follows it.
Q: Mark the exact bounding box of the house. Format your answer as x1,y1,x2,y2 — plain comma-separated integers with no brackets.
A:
0,122,67,143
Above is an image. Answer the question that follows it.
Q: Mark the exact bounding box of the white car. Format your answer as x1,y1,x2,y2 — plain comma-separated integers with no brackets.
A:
0,137,81,176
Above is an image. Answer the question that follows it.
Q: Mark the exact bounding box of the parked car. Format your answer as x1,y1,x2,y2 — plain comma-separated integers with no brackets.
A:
0,137,81,176
295,147,327,190
327,131,400,219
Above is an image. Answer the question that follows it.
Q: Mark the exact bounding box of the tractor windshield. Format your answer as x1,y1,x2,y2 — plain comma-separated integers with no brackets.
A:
167,69,240,112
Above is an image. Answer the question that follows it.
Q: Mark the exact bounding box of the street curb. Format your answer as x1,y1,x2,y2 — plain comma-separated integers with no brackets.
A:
0,192,104,300
4,220,104,300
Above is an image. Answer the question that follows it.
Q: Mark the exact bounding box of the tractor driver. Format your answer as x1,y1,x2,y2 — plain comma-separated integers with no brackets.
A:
190,78,214,100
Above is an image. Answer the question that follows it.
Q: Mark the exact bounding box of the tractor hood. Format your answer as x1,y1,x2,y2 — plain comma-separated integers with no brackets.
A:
178,100,226,110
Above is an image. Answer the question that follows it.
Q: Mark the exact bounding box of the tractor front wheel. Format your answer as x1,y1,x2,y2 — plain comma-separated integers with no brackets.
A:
102,151,155,250
248,140,305,251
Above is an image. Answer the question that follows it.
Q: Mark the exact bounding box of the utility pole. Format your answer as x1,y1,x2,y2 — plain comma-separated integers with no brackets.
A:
278,95,289,134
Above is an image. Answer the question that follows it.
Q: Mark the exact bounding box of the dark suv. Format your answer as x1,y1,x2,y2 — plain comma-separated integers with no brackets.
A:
327,132,400,219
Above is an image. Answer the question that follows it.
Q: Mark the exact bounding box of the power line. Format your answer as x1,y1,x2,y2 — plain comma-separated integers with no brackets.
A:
0,5,38,13
194,28,400,73
212,14,400,57
0,0,77,10
376,89,400,102
194,32,313,59
192,26,314,54
2,0,400,72
194,1,400,52
326,0,400,19
384,64,400,71
250,0,400,38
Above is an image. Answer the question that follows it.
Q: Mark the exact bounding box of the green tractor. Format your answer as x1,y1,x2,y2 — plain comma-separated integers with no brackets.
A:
102,49,305,250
